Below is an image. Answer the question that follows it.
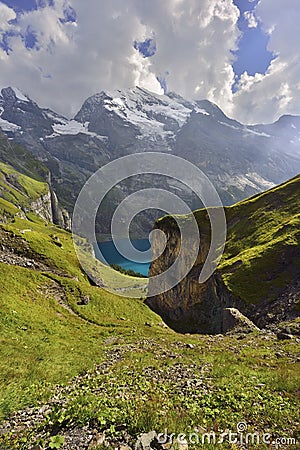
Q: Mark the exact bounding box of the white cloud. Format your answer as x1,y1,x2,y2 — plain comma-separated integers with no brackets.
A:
232,0,300,124
0,0,239,118
0,0,298,125
129,51,163,95
0,3,16,33
244,11,258,28
133,0,240,115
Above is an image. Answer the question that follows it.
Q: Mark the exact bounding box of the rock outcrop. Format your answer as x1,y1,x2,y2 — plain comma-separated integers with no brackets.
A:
0,130,71,229
29,191,53,223
146,214,255,334
49,186,71,229
222,308,259,334
22,185,71,229
146,176,300,334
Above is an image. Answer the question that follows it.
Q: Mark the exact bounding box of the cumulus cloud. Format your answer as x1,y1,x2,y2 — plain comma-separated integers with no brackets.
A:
133,0,240,115
232,0,300,124
0,3,16,32
244,11,258,28
0,0,239,117
0,0,298,125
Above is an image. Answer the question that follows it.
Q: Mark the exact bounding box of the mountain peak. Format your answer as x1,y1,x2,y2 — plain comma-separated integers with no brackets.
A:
74,86,196,140
0,86,30,103
195,99,228,118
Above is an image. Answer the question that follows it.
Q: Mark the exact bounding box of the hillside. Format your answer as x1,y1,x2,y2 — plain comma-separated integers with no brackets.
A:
220,175,300,311
0,167,299,449
147,175,300,334
0,131,49,183
0,131,72,229
0,161,52,224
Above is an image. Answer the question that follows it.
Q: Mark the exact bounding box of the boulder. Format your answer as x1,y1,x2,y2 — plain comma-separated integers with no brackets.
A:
222,308,259,333
135,431,157,450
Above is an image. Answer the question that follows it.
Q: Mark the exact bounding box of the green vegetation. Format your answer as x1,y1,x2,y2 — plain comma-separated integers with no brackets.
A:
193,174,300,305
0,166,299,449
0,162,49,214
95,257,148,297
0,197,19,218
1,327,299,449
0,223,163,420
0,131,49,182
111,263,147,278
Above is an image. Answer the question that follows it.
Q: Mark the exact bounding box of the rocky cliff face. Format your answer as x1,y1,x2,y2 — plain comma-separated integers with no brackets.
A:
49,187,71,229
146,176,300,334
29,188,71,229
146,213,254,334
0,130,70,229
28,190,53,223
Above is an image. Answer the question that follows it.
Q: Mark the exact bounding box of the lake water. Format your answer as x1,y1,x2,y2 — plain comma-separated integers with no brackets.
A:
95,239,151,277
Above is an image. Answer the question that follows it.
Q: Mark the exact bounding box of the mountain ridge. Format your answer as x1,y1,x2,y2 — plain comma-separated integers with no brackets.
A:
1,85,300,235
0,130,70,228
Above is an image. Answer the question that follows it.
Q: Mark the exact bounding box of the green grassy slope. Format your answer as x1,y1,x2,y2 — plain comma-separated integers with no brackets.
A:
0,162,48,206
193,174,300,306
0,131,49,182
0,168,299,449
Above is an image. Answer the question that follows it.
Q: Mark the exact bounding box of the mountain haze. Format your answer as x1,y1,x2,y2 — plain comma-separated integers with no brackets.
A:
1,86,300,234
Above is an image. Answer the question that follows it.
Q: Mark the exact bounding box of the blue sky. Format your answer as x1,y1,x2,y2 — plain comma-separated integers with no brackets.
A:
232,0,274,81
1,0,36,12
0,0,76,53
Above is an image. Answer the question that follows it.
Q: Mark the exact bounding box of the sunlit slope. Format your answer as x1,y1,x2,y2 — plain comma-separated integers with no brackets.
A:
195,174,300,305
0,166,161,419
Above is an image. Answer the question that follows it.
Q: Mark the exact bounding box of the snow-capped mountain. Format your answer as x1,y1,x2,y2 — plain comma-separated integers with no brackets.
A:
73,87,215,152
1,85,300,234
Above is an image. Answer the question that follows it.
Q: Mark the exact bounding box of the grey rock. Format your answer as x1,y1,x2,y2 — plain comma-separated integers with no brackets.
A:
78,295,90,306
88,432,106,449
29,192,53,223
222,308,259,334
276,332,294,340
135,431,157,450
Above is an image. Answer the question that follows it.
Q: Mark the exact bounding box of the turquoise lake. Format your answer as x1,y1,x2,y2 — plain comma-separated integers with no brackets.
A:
95,239,151,276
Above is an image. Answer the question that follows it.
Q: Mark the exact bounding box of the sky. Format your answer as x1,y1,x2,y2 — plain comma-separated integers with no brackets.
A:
0,0,299,124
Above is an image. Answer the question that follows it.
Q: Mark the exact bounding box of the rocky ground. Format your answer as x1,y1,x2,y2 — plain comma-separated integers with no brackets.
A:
1,329,299,450
0,343,212,450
